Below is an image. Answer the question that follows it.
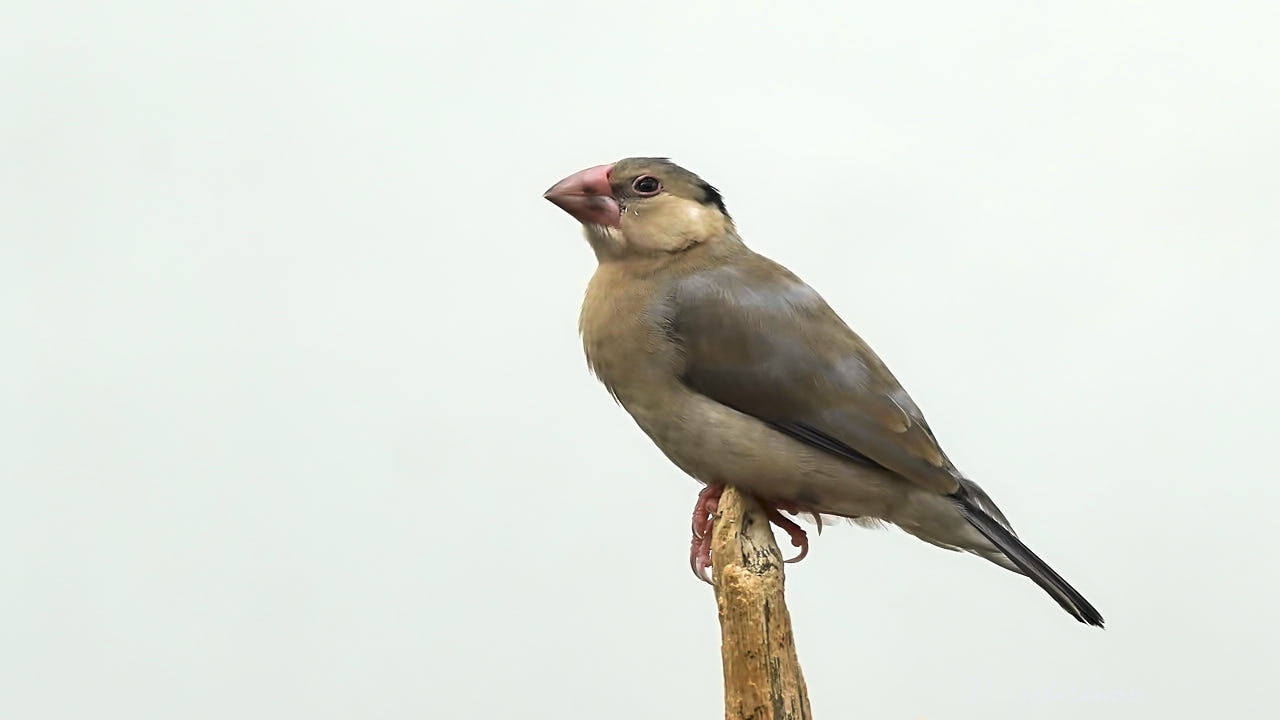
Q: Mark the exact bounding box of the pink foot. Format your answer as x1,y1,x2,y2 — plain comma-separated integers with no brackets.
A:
763,506,810,564
690,485,722,584
689,486,812,584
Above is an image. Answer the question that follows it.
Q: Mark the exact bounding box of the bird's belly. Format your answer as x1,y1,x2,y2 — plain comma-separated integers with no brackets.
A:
623,387,908,520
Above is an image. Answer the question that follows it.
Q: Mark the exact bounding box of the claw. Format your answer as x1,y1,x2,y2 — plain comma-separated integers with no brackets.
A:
689,485,723,584
763,507,810,564
688,486,816,580
691,535,713,584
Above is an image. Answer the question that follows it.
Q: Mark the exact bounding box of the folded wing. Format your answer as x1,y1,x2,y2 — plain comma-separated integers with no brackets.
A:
670,254,962,496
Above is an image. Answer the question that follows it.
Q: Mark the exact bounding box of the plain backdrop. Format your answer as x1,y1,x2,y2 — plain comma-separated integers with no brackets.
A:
3,1,1278,718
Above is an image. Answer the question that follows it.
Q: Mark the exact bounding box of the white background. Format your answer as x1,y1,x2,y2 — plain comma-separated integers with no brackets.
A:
4,2,1278,718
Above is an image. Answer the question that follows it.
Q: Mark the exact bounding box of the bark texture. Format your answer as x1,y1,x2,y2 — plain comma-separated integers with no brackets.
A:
712,487,812,720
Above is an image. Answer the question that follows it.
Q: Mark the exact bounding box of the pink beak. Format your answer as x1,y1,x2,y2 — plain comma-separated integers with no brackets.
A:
543,164,620,227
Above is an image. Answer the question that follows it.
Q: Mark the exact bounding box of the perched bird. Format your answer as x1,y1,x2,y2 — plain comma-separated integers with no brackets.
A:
544,158,1103,626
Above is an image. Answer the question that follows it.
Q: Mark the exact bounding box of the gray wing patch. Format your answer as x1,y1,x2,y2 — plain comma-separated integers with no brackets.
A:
668,253,963,495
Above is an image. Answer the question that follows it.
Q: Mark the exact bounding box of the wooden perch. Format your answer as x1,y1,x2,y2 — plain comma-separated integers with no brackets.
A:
712,487,813,720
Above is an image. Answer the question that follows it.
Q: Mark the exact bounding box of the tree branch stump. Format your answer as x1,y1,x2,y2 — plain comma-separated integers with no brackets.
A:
712,487,812,720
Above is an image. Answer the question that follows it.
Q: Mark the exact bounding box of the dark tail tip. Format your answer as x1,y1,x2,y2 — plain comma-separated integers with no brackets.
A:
956,495,1105,627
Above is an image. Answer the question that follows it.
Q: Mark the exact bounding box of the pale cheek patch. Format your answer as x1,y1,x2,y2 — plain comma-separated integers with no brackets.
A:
618,197,730,254
675,202,726,239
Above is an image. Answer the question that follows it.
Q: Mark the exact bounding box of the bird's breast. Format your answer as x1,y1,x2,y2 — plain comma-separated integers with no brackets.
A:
579,264,685,409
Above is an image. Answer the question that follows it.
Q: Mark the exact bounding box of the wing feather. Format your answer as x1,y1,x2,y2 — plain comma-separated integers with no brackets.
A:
670,254,961,495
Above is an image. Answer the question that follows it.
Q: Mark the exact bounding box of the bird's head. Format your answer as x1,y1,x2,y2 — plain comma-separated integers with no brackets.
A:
544,158,733,261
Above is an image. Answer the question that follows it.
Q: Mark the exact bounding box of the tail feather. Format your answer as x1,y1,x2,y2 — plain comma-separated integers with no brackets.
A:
955,493,1105,627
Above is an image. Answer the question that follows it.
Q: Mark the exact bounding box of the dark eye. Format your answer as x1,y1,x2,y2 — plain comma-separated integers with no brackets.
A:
632,175,661,195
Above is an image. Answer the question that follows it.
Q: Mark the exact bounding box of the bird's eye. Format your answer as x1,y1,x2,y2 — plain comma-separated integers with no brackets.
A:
632,176,661,195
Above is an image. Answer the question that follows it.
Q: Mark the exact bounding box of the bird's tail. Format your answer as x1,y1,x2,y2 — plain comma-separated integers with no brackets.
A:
955,490,1105,627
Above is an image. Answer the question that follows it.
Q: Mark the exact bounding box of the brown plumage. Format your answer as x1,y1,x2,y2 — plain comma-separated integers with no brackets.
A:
545,157,1103,626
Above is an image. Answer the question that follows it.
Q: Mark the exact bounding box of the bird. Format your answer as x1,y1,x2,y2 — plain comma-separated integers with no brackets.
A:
543,157,1104,627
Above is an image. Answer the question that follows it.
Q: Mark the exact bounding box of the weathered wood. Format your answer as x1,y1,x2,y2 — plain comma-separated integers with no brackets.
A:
712,487,812,720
